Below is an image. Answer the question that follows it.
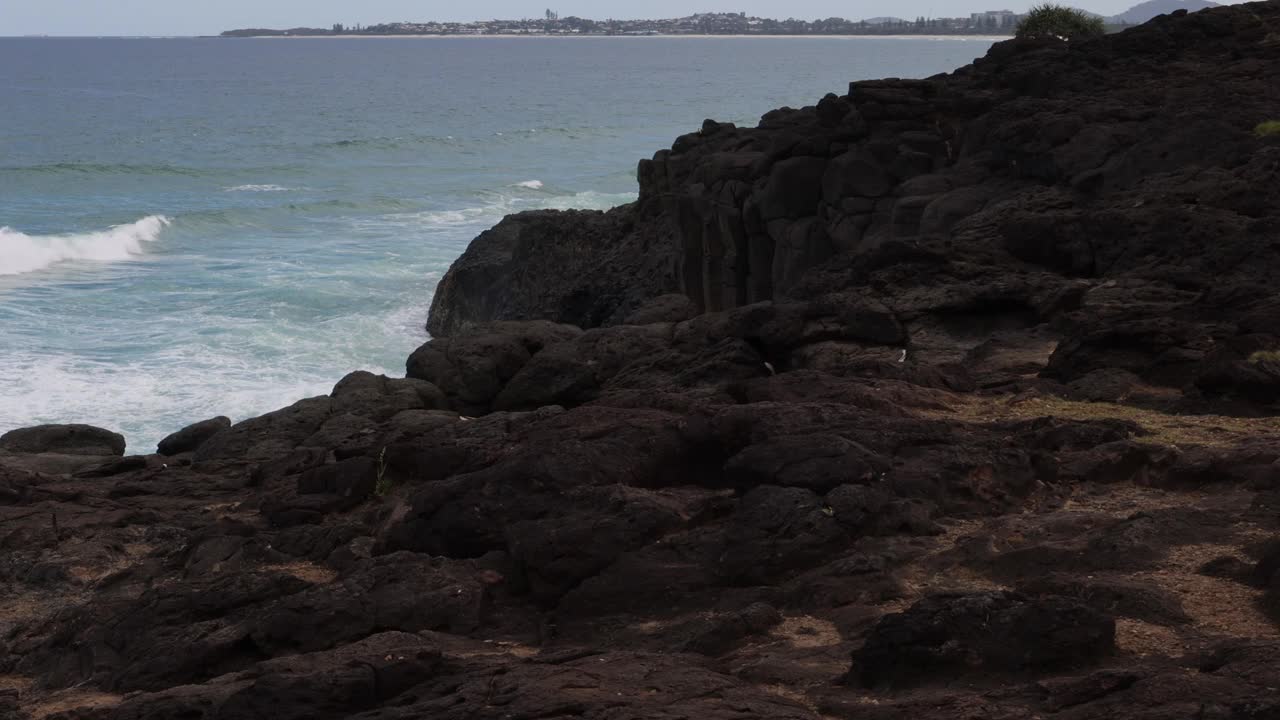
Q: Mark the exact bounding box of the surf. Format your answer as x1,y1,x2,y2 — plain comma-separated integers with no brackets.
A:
0,215,170,276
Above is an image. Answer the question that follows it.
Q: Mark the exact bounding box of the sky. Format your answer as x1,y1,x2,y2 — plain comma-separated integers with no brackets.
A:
0,0,1240,36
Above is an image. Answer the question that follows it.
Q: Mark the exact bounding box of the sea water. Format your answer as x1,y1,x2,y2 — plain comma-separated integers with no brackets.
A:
0,36,995,451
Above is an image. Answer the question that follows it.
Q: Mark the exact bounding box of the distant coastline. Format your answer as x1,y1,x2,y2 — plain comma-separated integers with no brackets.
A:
220,11,1037,39
219,8,1156,40
229,33,1015,40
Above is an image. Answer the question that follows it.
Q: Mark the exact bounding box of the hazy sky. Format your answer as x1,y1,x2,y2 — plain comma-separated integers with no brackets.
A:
0,0,1236,36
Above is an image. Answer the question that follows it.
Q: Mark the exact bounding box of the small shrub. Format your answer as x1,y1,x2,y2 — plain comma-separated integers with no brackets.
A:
1256,121,1280,137
1249,350,1280,365
374,447,394,496
1016,4,1106,40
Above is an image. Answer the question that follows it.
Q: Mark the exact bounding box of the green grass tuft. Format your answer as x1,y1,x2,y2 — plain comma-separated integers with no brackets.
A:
1256,121,1280,138
1016,3,1106,40
374,447,394,497
1248,350,1280,365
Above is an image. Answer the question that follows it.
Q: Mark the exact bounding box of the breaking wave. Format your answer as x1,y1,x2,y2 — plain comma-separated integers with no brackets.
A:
0,215,170,276
224,184,293,192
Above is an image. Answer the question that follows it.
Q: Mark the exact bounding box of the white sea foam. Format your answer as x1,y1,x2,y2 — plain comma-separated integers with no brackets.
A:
0,215,170,276
224,184,293,192
0,350,338,454
542,190,636,210
514,179,544,189
394,188,636,231
0,297,427,451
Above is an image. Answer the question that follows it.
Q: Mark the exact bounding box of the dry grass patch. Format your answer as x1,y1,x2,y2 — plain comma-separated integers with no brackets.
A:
940,395,1280,448
0,675,33,695
1134,542,1279,641
0,593,63,628
889,518,1011,607
1060,484,1250,518
263,561,339,585
450,638,541,660
28,689,123,719
483,639,540,658
759,683,835,716
1115,618,1186,657
631,618,674,634
770,616,842,648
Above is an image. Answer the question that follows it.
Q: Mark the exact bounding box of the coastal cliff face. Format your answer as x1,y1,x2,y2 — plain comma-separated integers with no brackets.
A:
5,5,1280,719
430,4,1280,405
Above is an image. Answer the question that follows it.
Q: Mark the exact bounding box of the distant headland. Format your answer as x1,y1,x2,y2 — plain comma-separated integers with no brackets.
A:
219,5,1179,38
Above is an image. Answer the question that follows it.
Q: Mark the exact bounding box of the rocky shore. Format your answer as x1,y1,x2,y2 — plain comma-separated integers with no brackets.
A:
5,3,1280,718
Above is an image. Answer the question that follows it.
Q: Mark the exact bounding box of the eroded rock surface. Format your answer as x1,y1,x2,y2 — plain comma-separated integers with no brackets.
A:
5,5,1280,719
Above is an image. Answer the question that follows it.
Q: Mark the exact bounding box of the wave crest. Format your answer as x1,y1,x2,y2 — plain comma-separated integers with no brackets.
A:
398,189,637,230
224,184,292,192
0,215,170,276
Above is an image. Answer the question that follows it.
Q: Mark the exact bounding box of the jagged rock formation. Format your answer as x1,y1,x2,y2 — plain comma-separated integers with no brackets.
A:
3,5,1280,719
425,209,672,336
429,4,1280,408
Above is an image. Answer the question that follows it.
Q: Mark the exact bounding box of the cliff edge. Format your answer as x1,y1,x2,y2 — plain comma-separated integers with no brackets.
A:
429,4,1280,408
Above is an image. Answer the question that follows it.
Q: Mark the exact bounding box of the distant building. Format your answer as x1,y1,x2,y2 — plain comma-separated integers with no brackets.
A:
970,9,1020,27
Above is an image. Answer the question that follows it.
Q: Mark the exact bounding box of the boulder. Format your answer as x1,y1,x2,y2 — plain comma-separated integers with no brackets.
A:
405,320,581,415
0,424,125,457
673,602,784,655
426,208,677,336
623,293,699,325
722,434,887,493
330,371,449,420
849,591,1116,687
1018,574,1191,626
192,396,332,466
157,416,231,456
718,485,847,584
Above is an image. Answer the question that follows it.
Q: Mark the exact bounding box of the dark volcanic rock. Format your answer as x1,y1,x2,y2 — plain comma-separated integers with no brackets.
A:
1018,574,1192,625
849,591,1116,688
405,320,581,415
426,208,675,337
156,416,231,456
0,423,126,457
193,396,332,466
422,2,1280,403
673,601,784,655
329,370,449,420
11,6,1280,719
623,293,700,325
723,434,887,493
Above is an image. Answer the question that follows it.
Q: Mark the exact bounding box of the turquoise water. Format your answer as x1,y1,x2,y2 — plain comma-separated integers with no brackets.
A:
0,36,995,451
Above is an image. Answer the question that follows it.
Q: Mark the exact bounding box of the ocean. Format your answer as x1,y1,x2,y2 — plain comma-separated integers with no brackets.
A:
0,35,995,452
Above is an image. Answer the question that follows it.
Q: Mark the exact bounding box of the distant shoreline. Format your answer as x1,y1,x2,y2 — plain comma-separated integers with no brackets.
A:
225,33,1012,40
0,34,1012,40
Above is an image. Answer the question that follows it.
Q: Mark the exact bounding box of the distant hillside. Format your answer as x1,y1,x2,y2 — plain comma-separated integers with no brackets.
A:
1109,0,1220,24
862,16,907,25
